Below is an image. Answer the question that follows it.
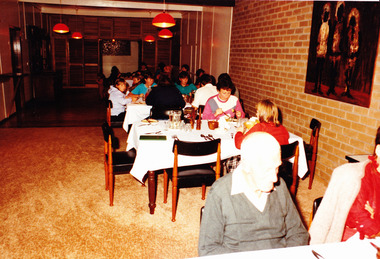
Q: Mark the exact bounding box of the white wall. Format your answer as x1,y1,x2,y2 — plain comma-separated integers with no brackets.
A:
102,41,139,77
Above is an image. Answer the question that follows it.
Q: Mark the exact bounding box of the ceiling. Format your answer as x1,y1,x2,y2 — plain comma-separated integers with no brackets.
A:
19,0,235,18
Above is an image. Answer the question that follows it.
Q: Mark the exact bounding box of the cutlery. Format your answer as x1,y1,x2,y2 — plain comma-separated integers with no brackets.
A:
311,250,325,259
207,134,215,140
200,134,210,140
145,131,161,134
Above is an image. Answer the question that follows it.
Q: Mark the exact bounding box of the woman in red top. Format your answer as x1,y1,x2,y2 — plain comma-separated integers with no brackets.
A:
235,99,289,149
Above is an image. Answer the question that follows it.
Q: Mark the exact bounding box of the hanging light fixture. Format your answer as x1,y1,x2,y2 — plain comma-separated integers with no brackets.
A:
152,0,175,28
71,7,83,39
158,29,173,39
144,35,155,43
53,0,69,34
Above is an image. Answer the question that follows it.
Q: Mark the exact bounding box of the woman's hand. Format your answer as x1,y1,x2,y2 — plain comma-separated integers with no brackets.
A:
215,108,223,117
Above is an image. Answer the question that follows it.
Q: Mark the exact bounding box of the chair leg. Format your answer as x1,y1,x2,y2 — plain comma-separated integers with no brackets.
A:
109,173,115,206
172,180,178,222
201,184,206,200
308,160,316,189
104,161,109,191
163,170,168,204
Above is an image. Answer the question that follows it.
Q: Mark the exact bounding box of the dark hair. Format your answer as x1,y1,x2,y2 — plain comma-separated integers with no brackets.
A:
115,77,126,86
178,71,190,80
144,72,154,80
157,74,173,88
158,62,166,71
181,64,190,71
196,68,205,77
211,75,216,86
216,73,236,94
199,74,212,86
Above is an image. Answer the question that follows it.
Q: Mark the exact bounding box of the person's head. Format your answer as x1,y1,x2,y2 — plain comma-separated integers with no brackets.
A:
132,73,143,85
256,99,281,126
375,127,380,168
144,73,155,87
240,132,282,194
199,74,212,86
164,65,172,73
157,74,173,88
140,62,148,71
111,66,120,75
181,64,190,72
196,68,205,78
178,71,190,86
115,77,127,93
125,72,132,79
216,73,236,101
158,62,166,71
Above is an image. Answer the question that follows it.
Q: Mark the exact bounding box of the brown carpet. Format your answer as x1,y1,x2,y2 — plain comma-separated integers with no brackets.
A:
0,127,326,258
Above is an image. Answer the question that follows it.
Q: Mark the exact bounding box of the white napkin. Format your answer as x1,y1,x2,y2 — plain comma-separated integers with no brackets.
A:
218,116,230,130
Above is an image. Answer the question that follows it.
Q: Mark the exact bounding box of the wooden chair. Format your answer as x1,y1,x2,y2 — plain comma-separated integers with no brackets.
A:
102,122,136,206
304,118,321,189
279,141,299,197
164,138,221,222
106,100,123,128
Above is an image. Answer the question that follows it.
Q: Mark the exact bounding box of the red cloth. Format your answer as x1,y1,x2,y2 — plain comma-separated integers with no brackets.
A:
234,122,289,149
343,156,380,241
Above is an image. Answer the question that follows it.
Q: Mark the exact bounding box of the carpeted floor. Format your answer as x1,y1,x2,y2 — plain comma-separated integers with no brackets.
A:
0,127,326,258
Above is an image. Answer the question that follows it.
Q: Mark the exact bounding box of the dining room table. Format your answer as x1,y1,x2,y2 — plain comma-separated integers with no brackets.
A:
126,120,308,214
122,103,152,132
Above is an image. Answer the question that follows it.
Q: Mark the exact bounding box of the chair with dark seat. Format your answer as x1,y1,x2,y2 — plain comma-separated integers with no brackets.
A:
106,100,124,128
163,138,222,222
304,118,321,189
102,121,136,206
309,196,323,228
279,141,299,197
150,106,183,120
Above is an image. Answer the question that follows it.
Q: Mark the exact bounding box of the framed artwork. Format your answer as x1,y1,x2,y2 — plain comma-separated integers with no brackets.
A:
305,1,380,108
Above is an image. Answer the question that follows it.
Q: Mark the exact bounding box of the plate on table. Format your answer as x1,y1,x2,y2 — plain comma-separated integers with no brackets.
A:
141,118,159,125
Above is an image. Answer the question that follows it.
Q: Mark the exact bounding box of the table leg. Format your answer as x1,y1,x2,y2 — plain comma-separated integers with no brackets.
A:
148,170,156,214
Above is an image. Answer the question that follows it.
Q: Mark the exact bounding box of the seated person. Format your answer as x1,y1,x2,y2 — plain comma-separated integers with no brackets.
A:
108,78,132,121
198,132,309,256
194,68,205,88
235,99,289,149
127,73,145,102
145,74,186,119
202,73,244,120
143,72,157,96
191,74,218,110
175,71,197,96
309,126,380,244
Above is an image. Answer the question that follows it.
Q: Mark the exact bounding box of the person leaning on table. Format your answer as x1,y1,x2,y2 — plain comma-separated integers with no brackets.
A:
198,132,309,256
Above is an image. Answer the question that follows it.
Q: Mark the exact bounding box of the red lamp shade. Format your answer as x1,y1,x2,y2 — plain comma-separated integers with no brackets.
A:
152,12,175,28
158,29,173,39
72,32,83,39
144,35,155,43
53,23,69,34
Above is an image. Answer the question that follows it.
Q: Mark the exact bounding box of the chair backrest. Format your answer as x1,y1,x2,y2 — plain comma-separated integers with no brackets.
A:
102,121,112,143
309,118,321,148
106,100,113,126
280,141,299,196
173,138,222,179
150,106,183,120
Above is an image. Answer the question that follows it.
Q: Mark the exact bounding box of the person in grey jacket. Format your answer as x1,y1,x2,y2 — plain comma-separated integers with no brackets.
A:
198,132,309,256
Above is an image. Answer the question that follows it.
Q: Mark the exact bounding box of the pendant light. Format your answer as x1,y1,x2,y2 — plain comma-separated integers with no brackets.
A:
53,0,69,34
144,35,155,43
152,0,175,28
158,29,173,39
71,7,83,39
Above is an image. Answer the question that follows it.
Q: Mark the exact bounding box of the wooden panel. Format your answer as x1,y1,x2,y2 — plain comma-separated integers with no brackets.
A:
142,19,157,34
84,17,98,37
84,65,98,85
69,39,83,64
54,38,67,85
157,40,171,66
130,21,142,36
99,17,113,38
113,18,129,38
69,65,84,86
142,41,156,69
84,39,99,64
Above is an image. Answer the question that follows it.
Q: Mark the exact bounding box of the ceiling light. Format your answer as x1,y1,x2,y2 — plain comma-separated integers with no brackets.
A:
158,29,173,39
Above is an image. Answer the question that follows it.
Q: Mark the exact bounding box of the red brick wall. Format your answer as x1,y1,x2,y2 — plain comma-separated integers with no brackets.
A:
229,0,380,185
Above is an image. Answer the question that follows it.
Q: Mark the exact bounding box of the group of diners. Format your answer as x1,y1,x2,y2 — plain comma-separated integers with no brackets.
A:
105,63,380,257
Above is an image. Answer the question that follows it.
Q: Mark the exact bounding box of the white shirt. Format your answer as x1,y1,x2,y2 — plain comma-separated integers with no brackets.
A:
231,166,270,212
191,83,218,108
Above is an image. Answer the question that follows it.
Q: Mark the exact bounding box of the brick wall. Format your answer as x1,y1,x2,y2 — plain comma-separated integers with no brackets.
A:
229,0,380,185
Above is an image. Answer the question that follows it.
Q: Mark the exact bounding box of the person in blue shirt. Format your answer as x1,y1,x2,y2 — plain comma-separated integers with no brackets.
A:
175,71,197,96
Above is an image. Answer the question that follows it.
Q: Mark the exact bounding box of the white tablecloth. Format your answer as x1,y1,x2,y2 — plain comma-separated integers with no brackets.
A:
126,120,308,183
122,103,152,132
202,237,380,259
